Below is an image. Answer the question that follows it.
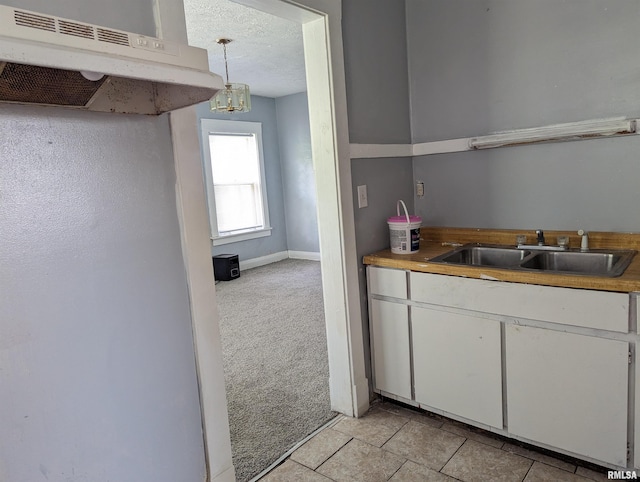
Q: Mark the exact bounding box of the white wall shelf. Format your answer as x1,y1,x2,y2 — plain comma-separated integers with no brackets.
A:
350,117,639,160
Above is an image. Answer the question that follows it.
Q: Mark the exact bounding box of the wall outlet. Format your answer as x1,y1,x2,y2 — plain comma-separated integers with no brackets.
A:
357,185,368,208
416,180,425,198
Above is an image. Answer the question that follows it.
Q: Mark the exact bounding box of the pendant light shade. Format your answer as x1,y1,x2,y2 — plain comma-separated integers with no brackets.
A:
211,82,251,113
210,38,251,113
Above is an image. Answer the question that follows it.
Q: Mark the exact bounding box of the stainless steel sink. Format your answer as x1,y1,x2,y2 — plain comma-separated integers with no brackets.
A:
433,246,530,267
521,250,635,277
429,243,636,277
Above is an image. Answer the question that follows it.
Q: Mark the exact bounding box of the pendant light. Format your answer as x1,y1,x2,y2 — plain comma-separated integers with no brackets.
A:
210,38,251,113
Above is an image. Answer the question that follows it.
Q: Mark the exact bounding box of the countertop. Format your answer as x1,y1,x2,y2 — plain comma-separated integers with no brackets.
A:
363,227,640,293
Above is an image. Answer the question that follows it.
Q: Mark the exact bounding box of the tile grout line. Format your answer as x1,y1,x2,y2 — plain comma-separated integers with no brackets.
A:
519,459,536,482
251,414,344,481
379,417,411,448
312,435,354,475
344,415,411,481
387,459,409,481
438,437,470,477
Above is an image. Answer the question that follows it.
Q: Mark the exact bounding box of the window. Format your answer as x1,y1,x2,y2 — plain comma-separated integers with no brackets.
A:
201,119,271,245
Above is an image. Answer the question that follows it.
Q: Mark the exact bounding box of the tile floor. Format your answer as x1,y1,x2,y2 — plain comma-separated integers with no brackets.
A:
259,401,611,482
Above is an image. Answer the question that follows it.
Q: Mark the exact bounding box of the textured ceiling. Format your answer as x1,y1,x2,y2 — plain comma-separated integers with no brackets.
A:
183,0,306,98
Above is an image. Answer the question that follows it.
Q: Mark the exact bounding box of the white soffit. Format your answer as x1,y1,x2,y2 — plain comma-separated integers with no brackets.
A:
183,0,306,98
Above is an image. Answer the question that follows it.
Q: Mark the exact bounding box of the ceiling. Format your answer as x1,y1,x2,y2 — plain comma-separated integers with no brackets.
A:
183,0,307,98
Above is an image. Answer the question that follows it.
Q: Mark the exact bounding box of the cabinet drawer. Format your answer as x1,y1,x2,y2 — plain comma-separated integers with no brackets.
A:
410,272,629,333
368,266,407,299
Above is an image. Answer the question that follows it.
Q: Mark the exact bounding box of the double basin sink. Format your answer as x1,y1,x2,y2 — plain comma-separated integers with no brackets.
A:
429,243,636,277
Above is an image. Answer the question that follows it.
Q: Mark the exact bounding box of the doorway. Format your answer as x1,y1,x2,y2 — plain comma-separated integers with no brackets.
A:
171,1,369,480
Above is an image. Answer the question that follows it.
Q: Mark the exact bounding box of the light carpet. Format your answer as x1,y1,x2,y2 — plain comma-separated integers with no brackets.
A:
214,258,336,482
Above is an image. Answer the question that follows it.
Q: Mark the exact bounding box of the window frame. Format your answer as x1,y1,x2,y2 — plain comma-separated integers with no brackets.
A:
200,119,272,246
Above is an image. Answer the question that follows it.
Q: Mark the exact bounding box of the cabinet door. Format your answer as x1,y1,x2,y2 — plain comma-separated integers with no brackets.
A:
412,307,503,428
370,299,411,399
506,325,628,467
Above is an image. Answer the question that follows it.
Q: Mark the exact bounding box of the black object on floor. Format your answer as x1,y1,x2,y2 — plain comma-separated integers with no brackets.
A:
213,254,240,281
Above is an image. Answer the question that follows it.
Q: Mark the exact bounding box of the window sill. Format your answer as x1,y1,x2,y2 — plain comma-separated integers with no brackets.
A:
211,227,272,246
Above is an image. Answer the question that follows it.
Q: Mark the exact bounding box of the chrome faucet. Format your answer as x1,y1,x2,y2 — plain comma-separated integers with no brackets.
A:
517,229,568,251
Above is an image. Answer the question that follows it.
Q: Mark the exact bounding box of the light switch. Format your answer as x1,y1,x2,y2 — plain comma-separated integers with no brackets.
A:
357,185,368,208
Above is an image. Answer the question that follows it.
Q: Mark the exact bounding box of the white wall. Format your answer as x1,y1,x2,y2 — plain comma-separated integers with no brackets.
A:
0,105,206,482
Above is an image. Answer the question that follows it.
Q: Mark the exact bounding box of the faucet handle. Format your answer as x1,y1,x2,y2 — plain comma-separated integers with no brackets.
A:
578,229,589,251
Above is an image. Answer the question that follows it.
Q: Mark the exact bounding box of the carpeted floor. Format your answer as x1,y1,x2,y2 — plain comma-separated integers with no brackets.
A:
215,258,336,482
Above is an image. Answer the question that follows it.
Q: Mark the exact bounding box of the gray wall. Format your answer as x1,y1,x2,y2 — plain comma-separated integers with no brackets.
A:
0,105,205,481
195,96,289,261
407,0,640,232
0,0,157,36
342,0,414,391
342,0,413,252
342,0,411,144
414,136,640,231
351,157,413,259
352,157,415,262
406,0,640,142
275,92,320,254
351,157,414,395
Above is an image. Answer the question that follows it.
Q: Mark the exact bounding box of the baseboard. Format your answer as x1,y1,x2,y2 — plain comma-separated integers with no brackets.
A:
210,465,236,482
354,377,371,417
239,251,321,271
288,250,321,261
239,251,288,271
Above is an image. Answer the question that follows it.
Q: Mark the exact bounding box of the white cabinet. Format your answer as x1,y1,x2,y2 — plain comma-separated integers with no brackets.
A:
506,325,629,467
368,266,411,399
367,266,634,469
412,306,503,428
370,299,411,399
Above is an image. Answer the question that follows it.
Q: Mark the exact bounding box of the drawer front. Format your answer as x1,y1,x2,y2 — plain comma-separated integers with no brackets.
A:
368,266,407,299
410,272,629,333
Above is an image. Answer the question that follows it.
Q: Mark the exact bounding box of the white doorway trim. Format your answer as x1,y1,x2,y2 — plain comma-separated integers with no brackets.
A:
171,106,237,482
232,0,369,417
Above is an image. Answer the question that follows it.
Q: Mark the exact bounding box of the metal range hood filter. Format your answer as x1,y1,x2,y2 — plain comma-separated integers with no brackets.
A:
0,6,224,115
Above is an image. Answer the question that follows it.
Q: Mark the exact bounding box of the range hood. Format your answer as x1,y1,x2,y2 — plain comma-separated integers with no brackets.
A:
0,6,224,115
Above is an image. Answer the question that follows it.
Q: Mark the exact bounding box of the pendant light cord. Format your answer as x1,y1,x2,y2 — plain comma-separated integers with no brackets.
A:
222,42,230,85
